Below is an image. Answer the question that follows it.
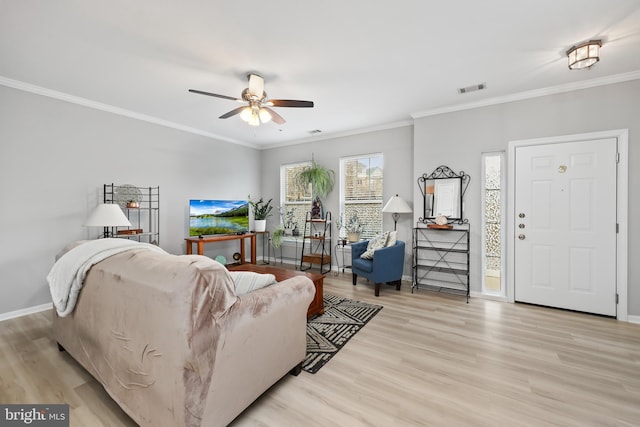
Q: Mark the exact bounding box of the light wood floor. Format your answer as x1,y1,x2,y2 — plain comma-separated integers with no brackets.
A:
2,270,640,426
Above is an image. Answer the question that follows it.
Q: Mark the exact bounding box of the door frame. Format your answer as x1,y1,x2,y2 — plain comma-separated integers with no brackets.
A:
506,129,628,320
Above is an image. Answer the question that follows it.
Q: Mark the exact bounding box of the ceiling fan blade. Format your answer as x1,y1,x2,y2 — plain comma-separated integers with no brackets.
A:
188,89,242,102
263,107,286,125
219,106,247,119
248,74,264,98
267,99,314,108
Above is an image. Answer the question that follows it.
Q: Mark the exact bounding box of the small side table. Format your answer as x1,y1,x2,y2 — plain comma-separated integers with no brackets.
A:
334,241,352,275
254,231,270,264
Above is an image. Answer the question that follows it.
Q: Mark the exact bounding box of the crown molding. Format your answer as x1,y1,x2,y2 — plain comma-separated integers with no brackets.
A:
411,70,640,119
0,76,260,148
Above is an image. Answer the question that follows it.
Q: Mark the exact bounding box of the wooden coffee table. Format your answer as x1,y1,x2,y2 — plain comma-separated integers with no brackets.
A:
227,263,324,318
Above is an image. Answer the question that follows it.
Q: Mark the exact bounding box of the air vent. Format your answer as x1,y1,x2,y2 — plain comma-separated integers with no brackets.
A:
458,83,486,94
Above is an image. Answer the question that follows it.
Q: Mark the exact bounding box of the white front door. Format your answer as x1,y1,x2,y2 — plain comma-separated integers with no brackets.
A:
514,138,617,316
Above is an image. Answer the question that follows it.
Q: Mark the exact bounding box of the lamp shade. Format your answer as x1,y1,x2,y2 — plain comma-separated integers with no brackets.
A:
83,203,132,227
382,194,412,214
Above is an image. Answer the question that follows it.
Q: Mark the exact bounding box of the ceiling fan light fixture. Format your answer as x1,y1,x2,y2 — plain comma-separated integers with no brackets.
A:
258,108,272,123
239,106,252,122
567,40,601,70
248,111,260,126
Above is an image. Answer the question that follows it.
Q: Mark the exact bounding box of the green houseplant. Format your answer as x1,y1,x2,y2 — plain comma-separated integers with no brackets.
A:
294,160,335,200
248,196,273,232
271,226,285,248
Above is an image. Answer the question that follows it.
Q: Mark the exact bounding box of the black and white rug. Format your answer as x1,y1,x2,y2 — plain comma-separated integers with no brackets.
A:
303,294,383,374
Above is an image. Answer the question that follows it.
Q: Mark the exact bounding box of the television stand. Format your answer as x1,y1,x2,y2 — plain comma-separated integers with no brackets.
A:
185,233,256,264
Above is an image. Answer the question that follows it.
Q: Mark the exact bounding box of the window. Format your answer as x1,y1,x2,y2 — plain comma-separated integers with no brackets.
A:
482,152,505,295
280,161,312,232
340,153,384,240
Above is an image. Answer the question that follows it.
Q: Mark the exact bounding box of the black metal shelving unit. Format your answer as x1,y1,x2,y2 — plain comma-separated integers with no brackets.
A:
412,224,470,302
103,183,160,245
300,211,332,274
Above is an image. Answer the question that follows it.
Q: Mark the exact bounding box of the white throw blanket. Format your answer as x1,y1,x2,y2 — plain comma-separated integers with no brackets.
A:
47,238,167,317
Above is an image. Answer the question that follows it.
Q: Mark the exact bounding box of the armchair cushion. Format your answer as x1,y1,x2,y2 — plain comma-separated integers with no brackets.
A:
352,256,374,273
360,231,389,259
385,230,397,247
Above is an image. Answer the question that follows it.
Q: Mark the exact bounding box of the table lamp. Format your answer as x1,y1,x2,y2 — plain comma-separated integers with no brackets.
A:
84,203,132,238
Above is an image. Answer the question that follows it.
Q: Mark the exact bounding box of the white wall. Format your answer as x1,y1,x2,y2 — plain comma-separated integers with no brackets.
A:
3,78,637,317
413,79,640,315
0,85,261,316
261,126,414,274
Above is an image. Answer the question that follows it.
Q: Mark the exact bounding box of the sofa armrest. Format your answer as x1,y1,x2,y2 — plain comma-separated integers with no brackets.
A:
202,276,315,426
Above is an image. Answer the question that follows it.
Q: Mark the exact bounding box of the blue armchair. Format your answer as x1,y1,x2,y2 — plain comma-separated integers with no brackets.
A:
351,240,405,296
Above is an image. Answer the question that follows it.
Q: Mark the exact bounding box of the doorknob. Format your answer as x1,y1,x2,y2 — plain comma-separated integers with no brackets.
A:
519,213,525,218
518,234,526,240
519,224,525,229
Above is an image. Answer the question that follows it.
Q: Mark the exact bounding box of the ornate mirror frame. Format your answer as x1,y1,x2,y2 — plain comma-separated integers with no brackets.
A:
417,165,470,224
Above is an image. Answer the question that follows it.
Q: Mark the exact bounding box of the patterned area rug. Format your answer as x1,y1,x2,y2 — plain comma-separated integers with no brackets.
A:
303,294,383,374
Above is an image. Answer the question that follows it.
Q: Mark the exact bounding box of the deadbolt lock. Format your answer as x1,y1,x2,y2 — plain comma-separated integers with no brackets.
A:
518,234,526,240
519,224,525,229
518,213,525,218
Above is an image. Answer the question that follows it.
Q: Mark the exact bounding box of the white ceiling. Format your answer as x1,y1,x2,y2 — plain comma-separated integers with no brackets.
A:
2,1,640,149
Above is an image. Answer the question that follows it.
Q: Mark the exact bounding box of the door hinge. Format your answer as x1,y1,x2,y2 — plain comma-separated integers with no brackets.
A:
616,293,619,304
616,152,620,163
616,223,619,233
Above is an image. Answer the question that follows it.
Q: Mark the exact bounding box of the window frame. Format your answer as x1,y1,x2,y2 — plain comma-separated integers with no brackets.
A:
339,152,384,240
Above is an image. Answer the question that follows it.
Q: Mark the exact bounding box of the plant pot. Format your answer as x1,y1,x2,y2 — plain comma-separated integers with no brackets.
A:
254,220,267,232
347,232,361,243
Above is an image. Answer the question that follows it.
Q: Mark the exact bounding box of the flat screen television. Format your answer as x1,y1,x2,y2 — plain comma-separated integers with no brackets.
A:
189,199,249,236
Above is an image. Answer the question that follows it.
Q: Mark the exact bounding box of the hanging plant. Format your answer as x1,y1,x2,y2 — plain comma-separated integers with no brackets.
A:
294,160,335,199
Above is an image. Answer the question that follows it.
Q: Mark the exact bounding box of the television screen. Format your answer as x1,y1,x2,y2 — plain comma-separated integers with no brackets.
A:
189,199,249,236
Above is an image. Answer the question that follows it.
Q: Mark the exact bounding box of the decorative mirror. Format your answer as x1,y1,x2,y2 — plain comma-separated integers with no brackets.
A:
418,165,470,224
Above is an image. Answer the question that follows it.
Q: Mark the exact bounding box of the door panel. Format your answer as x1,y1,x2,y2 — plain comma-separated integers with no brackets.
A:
514,138,617,316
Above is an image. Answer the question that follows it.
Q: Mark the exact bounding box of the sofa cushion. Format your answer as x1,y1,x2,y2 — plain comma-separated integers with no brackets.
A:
229,271,277,294
360,232,389,260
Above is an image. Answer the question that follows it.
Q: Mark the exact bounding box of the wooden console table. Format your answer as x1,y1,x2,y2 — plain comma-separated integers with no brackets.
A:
185,233,256,264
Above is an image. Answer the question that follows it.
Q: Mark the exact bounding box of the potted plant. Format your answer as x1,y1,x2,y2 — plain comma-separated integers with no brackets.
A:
248,196,273,232
271,226,285,248
294,160,335,201
281,207,296,235
345,213,364,243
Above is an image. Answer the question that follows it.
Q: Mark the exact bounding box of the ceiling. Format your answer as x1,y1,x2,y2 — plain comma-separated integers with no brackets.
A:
2,1,640,149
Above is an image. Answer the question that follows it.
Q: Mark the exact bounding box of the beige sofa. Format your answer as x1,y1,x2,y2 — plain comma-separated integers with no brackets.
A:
52,243,315,427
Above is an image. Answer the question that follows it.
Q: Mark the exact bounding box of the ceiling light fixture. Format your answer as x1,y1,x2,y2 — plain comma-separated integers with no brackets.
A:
566,40,602,70
258,108,272,123
239,106,252,122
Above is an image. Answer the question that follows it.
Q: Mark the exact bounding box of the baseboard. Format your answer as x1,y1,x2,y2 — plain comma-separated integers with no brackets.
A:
0,302,52,322
470,291,509,302
627,315,640,324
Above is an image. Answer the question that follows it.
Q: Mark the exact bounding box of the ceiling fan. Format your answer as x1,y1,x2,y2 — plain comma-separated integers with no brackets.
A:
189,73,314,126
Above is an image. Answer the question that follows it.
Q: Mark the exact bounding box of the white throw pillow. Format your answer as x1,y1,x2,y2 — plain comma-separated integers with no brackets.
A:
229,271,277,295
386,230,397,247
360,231,389,260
